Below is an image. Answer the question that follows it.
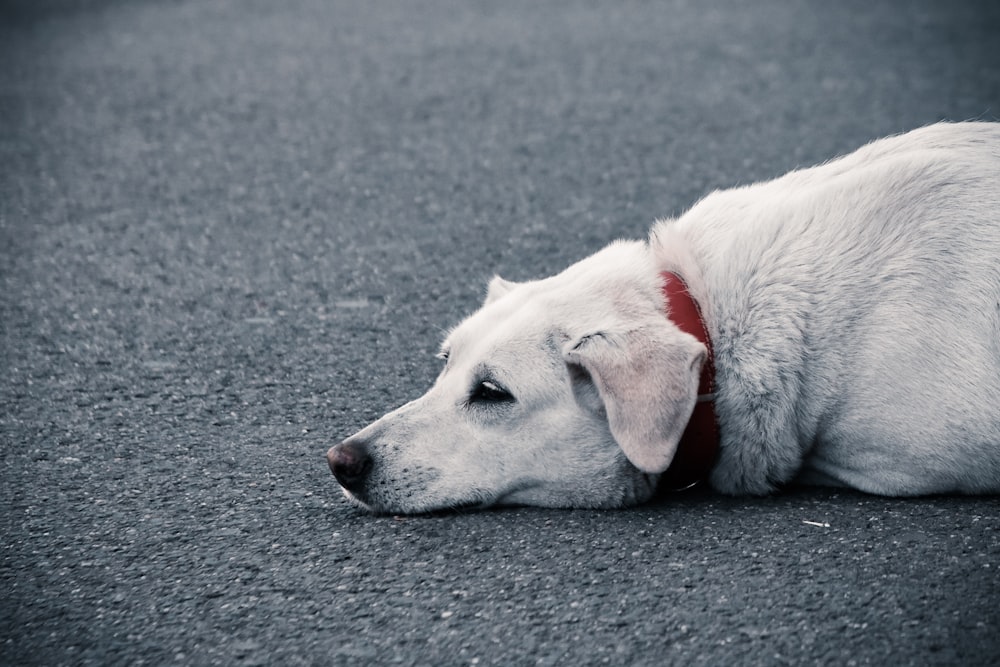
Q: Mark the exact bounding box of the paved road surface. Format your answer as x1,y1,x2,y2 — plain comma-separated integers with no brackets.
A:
2,1,999,665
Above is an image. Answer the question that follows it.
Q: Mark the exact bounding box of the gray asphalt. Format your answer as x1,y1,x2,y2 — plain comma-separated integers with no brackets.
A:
2,1,999,665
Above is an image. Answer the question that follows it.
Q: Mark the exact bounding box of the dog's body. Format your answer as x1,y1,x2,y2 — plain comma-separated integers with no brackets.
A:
328,122,1000,514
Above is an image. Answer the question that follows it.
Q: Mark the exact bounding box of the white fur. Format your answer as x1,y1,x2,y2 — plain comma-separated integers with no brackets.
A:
333,122,1000,513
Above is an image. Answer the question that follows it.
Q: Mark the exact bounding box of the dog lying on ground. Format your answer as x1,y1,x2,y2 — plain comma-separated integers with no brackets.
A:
327,122,1000,514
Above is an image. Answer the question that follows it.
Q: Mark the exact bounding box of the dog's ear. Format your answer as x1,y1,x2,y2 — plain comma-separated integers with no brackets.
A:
562,325,706,473
483,275,519,305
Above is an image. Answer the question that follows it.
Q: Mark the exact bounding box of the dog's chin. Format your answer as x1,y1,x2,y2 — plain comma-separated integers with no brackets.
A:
339,475,655,513
339,486,499,516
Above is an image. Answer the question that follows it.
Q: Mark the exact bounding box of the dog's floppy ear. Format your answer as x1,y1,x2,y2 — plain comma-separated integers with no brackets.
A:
562,325,706,473
483,275,519,305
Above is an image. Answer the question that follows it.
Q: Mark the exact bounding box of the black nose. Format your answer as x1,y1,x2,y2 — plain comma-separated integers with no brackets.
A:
327,440,372,493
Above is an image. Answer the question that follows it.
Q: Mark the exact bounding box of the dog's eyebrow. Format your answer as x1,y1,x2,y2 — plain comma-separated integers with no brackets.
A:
471,362,505,385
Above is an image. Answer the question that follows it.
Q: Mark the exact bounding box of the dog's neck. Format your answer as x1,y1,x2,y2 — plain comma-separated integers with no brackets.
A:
658,271,719,490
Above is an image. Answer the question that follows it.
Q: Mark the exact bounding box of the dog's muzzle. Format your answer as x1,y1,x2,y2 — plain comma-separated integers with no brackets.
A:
326,439,372,494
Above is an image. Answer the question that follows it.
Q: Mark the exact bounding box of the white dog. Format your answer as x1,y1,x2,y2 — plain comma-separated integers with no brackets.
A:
328,122,1000,514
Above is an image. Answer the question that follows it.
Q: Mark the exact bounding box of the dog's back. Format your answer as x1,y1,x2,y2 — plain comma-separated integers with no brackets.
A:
656,122,1000,495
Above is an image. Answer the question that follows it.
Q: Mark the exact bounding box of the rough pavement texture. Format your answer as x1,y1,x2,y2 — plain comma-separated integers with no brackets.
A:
2,1,999,665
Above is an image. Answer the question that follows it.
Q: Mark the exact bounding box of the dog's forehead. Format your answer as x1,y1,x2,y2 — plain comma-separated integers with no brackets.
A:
443,241,657,360
445,287,557,359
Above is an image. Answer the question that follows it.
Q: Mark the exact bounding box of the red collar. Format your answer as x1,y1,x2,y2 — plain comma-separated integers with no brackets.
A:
658,271,719,490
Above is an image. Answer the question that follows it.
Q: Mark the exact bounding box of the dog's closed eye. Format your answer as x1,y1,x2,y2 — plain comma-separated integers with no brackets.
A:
469,380,515,405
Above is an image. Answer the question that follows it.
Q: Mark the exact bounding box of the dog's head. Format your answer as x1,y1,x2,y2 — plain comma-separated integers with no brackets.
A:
327,241,707,513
